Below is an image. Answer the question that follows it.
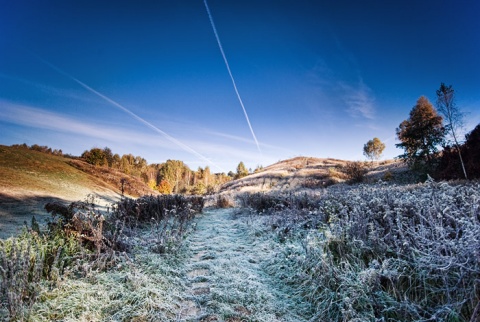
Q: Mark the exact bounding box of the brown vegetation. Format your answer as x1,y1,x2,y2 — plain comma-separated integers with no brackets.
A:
219,157,408,195
0,145,154,238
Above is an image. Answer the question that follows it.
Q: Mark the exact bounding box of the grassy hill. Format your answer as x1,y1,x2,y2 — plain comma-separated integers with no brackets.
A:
219,156,409,195
0,145,156,238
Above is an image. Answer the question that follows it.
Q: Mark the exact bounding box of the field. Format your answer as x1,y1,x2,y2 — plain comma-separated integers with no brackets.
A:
1,178,479,321
237,180,480,321
0,146,479,321
219,157,409,194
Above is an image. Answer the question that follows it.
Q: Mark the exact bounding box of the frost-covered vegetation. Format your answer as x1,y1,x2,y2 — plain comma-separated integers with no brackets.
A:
239,180,480,321
0,194,202,321
2,178,479,321
179,208,314,321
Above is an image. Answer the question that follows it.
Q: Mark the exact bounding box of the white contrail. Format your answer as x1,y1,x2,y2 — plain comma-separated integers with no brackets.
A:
38,58,226,172
203,0,262,154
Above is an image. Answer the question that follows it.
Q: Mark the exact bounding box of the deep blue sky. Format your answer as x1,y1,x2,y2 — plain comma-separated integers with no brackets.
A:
1,0,479,172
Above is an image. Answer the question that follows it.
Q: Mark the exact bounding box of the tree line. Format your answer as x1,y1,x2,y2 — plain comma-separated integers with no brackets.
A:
364,83,479,180
80,147,235,194
11,143,255,195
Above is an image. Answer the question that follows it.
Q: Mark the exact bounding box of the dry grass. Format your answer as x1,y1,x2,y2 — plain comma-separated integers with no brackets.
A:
219,156,408,195
0,145,156,239
67,160,156,198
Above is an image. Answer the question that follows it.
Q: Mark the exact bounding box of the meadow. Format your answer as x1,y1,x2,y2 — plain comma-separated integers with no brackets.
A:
1,179,479,321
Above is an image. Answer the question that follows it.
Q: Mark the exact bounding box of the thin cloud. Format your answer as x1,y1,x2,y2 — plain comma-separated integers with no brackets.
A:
0,101,172,148
36,58,226,172
204,129,295,153
0,100,275,169
0,72,101,105
340,80,375,119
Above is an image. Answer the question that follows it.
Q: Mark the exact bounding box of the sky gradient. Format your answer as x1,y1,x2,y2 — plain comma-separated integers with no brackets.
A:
1,0,479,172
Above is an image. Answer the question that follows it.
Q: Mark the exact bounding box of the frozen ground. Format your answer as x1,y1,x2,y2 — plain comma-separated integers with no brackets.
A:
17,207,312,321
178,208,312,321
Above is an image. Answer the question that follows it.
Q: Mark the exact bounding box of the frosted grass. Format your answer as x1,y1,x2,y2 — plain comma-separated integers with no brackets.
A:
183,208,313,321
29,230,189,321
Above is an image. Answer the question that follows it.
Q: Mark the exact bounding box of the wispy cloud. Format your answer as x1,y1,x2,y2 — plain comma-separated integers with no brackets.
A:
0,72,101,104
339,80,375,119
0,100,172,147
203,129,295,153
0,100,279,170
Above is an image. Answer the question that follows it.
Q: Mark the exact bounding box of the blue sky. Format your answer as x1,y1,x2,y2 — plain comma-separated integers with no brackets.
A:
1,0,479,173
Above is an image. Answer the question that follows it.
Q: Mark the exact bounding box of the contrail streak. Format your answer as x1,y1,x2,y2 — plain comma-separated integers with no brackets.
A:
38,58,226,172
203,0,262,154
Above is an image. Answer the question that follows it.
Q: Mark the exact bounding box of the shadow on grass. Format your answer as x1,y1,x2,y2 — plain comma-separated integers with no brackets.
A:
0,194,74,239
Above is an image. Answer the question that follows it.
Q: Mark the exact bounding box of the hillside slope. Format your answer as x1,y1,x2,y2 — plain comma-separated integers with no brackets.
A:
219,156,408,194
0,145,155,238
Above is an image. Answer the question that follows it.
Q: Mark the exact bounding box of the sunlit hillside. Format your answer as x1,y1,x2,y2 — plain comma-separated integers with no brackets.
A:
0,145,155,237
219,156,409,194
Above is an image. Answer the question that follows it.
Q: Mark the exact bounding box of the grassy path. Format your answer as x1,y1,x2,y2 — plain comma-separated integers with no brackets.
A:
177,208,310,322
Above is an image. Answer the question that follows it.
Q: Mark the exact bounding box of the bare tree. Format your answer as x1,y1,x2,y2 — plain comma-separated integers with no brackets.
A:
436,83,468,179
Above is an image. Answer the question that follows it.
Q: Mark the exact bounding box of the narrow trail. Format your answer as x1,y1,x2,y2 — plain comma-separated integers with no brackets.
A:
176,208,309,322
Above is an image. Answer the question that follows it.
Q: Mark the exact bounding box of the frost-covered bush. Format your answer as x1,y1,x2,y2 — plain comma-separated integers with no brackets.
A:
112,195,202,254
242,180,480,321
0,238,45,320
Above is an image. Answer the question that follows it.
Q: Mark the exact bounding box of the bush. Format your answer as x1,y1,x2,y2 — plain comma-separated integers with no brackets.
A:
342,161,368,183
216,195,233,208
111,195,203,253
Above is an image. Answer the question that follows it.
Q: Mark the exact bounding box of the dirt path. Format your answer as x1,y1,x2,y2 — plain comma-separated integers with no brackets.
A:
177,208,310,322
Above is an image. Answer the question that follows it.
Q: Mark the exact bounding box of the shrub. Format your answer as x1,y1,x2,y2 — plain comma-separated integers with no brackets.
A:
216,195,233,208
382,170,393,181
342,161,368,183
111,195,203,253
0,238,45,320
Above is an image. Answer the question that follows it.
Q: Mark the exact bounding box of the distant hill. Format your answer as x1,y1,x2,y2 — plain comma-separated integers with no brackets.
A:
0,145,156,238
219,156,408,195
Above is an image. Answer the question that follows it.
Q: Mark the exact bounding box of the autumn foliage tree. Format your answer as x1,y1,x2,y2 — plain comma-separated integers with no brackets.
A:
235,161,249,179
363,137,385,163
157,179,173,194
79,147,231,195
396,96,445,172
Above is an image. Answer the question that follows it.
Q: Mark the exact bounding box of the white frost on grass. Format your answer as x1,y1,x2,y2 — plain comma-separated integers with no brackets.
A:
183,208,313,321
29,230,188,321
